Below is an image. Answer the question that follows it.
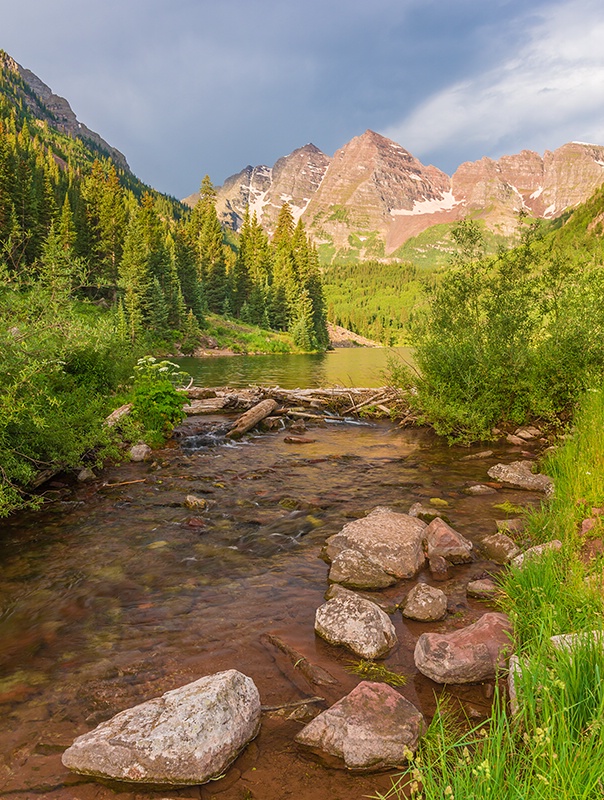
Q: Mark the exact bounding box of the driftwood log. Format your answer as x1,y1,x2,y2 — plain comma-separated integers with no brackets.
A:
180,385,417,425
225,399,279,440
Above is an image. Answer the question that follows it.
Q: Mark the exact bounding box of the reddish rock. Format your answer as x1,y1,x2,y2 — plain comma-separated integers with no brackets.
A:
580,518,598,536
428,555,449,581
424,518,473,564
414,612,513,684
295,681,425,770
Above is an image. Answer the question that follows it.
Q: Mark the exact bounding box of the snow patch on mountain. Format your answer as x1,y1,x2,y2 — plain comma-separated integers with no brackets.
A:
390,190,460,216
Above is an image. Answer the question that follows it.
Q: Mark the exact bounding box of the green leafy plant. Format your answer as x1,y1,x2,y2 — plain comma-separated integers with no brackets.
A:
130,356,189,444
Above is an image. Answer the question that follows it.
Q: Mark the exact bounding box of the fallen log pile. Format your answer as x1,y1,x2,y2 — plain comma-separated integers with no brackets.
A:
180,385,417,425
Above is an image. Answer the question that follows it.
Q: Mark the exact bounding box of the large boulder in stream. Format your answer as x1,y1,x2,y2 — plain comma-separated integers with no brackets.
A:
323,507,427,581
62,670,261,786
328,548,398,589
315,595,397,659
295,681,425,770
414,612,513,684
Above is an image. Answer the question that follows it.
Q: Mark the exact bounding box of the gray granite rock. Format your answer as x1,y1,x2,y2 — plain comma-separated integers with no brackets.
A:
62,670,261,785
315,595,397,659
402,584,447,621
512,540,563,569
487,461,553,493
329,548,398,589
323,507,426,580
129,443,152,462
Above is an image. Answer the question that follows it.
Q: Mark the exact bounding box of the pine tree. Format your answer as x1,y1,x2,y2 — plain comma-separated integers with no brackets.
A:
290,287,318,351
119,209,150,341
189,176,229,313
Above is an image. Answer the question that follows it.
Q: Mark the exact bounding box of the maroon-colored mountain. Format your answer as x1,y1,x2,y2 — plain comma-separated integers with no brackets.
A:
186,132,604,258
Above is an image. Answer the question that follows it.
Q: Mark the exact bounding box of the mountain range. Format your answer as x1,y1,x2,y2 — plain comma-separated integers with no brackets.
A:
185,131,604,262
4,49,604,268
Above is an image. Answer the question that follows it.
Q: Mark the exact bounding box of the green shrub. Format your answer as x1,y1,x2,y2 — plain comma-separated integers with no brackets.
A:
129,356,188,443
398,220,604,441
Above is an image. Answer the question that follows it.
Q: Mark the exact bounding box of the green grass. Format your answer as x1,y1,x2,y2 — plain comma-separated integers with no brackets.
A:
372,388,604,800
203,315,297,354
345,660,407,687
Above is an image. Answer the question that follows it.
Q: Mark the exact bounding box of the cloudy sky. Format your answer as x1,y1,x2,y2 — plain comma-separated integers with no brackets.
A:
3,0,604,199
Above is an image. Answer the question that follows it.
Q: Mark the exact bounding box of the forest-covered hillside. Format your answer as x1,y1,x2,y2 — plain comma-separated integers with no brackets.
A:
0,51,330,515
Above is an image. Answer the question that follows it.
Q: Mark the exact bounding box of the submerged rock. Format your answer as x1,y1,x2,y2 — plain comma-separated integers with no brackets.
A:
414,612,513,684
496,518,525,534
408,502,441,523
402,583,447,621
323,507,426,580
479,532,521,564
62,670,261,785
487,461,553,493
428,554,450,581
295,681,425,770
315,595,397,659
463,484,497,496
466,578,499,599
424,518,473,564
184,494,209,510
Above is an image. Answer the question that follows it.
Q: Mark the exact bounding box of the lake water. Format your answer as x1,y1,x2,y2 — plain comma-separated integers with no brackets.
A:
176,345,415,389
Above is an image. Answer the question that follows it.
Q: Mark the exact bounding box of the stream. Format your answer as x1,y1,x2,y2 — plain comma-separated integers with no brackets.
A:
0,361,544,800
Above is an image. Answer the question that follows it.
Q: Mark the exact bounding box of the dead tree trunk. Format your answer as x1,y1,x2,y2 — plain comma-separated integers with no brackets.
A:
225,399,279,440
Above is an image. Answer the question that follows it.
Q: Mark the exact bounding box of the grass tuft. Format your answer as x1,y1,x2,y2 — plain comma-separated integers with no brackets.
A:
345,660,407,687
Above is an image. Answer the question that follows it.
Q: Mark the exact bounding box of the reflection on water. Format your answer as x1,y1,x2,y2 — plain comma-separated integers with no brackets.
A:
176,345,414,389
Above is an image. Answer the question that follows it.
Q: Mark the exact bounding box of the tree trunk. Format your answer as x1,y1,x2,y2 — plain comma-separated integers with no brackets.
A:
225,399,279,439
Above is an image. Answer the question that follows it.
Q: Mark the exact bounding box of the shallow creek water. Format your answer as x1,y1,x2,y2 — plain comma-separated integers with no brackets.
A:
0,416,543,800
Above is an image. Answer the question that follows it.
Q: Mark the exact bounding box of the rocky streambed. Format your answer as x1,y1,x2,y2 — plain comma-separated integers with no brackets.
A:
0,409,553,800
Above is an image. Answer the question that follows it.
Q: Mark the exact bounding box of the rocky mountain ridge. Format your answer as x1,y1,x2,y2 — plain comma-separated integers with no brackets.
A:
190,131,604,260
0,50,129,172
